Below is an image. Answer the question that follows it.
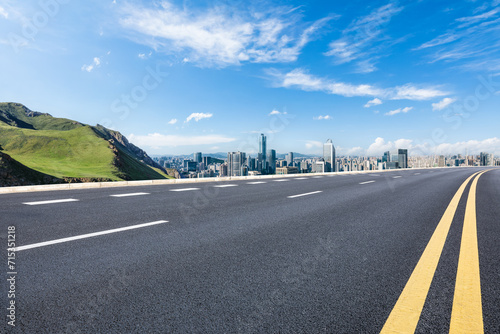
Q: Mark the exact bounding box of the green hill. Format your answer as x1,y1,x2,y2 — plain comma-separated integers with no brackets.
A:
0,102,84,131
0,151,64,186
0,102,172,185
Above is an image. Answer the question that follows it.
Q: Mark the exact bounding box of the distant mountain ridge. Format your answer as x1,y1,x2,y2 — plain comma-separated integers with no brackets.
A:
0,102,173,186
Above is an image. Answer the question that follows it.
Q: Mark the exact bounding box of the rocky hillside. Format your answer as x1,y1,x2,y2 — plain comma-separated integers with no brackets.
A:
0,102,173,186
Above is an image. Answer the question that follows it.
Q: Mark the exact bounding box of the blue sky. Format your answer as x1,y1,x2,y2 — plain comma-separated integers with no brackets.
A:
1,0,499,156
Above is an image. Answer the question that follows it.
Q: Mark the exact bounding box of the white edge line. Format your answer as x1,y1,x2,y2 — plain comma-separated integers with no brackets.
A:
359,180,376,185
287,191,323,199
110,192,150,197
170,188,200,192
8,220,169,252
23,198,79,205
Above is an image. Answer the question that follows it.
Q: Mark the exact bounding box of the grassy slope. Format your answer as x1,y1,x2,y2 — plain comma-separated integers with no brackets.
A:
0,122,121,180
0,102,83,131
0,102,172,181
113,145,172,180
0,152,63,186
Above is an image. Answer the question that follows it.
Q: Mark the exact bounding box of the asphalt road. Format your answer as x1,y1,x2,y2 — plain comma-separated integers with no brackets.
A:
0,167,498,333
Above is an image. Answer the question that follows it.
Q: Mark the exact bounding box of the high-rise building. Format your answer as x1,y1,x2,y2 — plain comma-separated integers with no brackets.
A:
323,139,336,172
480,152,492,166
267,149,277,174
314,160,325,173
259,133,267,172
398,149,408,169
286,152,294,166
438,155,445,167
227,152,246,176
383,151,390,162
183,160,197,172
194,152,202,164
299,160,309,173
247,157,256,171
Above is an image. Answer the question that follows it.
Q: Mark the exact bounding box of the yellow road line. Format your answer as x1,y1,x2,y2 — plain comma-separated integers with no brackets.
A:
380,171,482,334
449,170,490,333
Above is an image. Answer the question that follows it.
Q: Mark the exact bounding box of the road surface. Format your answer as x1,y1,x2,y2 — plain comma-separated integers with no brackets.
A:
1,167,498,333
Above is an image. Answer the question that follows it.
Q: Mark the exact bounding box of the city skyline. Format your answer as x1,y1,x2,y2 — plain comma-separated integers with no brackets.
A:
158,133,497,178
1,1,500,156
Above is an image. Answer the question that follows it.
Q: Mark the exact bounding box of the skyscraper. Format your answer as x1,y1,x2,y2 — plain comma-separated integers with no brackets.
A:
286,152,294,166
267,149,276,174
194,152,202,164
438,155,445,167
259,133,267,171
227,152,246,176
383,151,390,162
398,149,408,169
480,152,492,166
323,139,336,172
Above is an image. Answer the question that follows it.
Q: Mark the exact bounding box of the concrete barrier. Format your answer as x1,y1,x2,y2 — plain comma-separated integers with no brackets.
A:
0,166,480,194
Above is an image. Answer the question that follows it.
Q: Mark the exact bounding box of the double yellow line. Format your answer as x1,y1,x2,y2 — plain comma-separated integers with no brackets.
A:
381,169,493,334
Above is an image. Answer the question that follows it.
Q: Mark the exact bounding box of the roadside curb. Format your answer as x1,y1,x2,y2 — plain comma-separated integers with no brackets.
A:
0,166,479,194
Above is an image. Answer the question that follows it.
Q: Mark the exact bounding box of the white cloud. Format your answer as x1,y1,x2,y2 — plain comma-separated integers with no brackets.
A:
385,106,413,116
366,137,500,156
355,59,378,73
268,68,448,100
432,137,500,156
414,33,460,50
456,9,499,26
128,133,236,148
186,112,213,122
81,65,93,72
119,2,334,67
415,7,500,72
432,97,456,111
313,115,332,120
364,98,382,108
138,51,153,59
346,146,364,156
305,140,323,149
366,137,412,156
246,129,280,134
167,118,178,125
324,4,403,67
269,109,287,115
0,6,8,19
81,57,101,72
391,85,448,101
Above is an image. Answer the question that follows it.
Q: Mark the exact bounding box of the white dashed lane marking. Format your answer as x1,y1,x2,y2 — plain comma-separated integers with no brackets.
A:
23,199,79,206
9,221,169,252
170,188,200,192
110,192,150,197
288,191,323,199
